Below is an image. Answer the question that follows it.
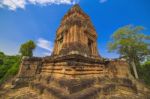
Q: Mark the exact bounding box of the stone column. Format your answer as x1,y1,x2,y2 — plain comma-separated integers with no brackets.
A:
68,28,71,43
81,30,84,44
53,42,57,54
91,44,94,55
93,42,97,56
55,41,58,54
66,32,69,47
58,42,60,54
71,26,74,43
74,25,78,42
63,33,67,47
72,26,75,42
84,35,87,45
83,32,87,45
71,26,75,42
93,42,95,56
77,28,82,43
79,28,82,43
95,43,98,56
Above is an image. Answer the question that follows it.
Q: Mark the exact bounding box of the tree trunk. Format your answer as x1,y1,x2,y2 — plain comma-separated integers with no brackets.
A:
131,61,139,79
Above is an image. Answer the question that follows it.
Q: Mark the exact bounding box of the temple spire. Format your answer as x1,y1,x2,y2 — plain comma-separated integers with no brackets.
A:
70,4,81,11
53,4,100,58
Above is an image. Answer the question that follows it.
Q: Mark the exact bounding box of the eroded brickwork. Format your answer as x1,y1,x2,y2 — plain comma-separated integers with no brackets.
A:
15,4,150,99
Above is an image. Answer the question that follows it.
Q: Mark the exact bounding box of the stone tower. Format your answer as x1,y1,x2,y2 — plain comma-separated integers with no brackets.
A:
15,4,150,99
52,4,99,58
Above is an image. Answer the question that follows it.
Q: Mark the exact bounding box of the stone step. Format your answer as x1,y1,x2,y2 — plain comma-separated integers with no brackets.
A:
41,67,104,71
40,71,105,75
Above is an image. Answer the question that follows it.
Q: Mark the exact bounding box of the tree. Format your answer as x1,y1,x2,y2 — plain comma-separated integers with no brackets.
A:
141,61,150,85
0,52,21,84
0,52,5,65
19,40,36,57
108,25,150,79
0,52,5,58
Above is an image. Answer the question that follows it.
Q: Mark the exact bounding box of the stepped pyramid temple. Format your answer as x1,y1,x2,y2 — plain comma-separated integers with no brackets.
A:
13,4,149,99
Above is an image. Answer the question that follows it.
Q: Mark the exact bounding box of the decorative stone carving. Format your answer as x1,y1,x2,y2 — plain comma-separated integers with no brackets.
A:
14,4,150,98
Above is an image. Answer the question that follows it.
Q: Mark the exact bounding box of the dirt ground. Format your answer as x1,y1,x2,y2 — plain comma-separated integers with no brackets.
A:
0,82,44,99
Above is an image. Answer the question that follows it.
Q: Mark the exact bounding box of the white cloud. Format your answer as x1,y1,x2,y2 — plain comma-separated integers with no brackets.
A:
0,0,78,10
28,0,72,5
37,38,53,54
1,0,26,10
99,0,107,3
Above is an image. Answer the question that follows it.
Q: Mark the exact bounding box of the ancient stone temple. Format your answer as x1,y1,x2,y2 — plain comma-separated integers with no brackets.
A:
53,4,99,58
15,4,150,99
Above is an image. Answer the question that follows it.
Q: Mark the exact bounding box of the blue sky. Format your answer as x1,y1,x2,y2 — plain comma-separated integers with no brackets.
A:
0,0,150,58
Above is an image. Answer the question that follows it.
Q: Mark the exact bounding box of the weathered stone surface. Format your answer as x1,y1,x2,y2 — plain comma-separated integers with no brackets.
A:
10,4,150,99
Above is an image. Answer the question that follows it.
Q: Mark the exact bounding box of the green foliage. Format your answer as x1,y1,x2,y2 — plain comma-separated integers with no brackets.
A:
19,40,36,57
0,52,21,84
108,25,150,85
0,52,5,65
140,61,150,86
0,52,5,58
108,25,150,61
108,25,150,79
